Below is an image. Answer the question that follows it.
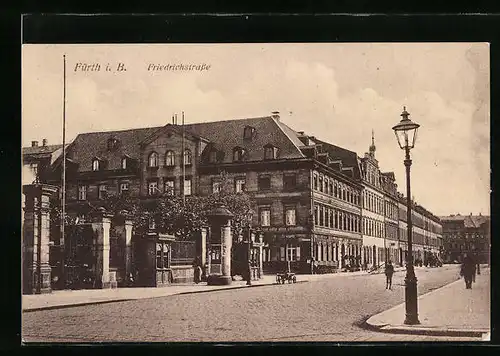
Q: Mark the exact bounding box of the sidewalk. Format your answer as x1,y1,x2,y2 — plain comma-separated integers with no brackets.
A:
366,266,490,338
22,269,371,312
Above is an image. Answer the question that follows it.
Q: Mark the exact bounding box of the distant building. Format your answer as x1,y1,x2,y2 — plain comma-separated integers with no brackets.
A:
398,195,443,265
22,139,65,186
440,213,490,264
22,139,66,222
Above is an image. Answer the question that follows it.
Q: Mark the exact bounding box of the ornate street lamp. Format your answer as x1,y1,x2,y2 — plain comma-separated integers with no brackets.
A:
392,106,421,325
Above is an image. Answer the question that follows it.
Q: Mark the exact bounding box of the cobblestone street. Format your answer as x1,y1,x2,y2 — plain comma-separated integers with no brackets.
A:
23,265,480,342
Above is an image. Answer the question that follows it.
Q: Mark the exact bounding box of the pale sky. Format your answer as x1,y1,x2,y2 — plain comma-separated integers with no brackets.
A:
21,43,490,216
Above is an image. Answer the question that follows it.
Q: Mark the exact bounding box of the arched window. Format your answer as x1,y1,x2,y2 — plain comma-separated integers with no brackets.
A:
183,149,192,165
148,152,159,167
92,159,100,171
121,157,127,170
165,151,175,166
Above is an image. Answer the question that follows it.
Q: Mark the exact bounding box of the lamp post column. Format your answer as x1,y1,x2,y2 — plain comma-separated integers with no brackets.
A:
404,146,420,325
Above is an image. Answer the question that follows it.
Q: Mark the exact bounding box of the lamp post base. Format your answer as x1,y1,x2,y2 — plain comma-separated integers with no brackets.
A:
404,274,420,325
207,274,232,286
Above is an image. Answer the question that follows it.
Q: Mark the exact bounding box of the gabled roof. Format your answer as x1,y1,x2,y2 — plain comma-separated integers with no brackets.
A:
140,124,210,147
184,116,304,163
69,127,161,172
464,215,489,228
23,144,64,156
57,115,307,171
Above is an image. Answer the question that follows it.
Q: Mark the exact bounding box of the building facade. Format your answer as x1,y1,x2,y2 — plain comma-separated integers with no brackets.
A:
25,112,446,289
398,195,443,265
440,214,490,264
359,135,391,268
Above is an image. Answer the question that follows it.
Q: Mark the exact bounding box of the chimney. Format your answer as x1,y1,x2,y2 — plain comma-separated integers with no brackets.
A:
271,111,280,120
31,140,38,147
297,131,305,135
42,138,48,146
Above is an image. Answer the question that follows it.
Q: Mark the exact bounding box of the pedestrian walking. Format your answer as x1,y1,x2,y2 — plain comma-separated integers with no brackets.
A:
194,264,202,284
460,253,476,289
385,260,394,290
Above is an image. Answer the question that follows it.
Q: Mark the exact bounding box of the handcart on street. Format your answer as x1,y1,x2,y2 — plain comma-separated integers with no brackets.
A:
276,261,297,284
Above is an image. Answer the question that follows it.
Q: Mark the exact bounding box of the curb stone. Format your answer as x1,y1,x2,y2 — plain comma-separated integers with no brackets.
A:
23,280,309,312
364,273,489,338
23,298,135,313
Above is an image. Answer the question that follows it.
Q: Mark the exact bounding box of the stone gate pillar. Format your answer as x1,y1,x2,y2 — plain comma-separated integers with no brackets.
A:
258,233,264,278
119,211,134,281
206,204,233,286
200,228,207,267
22,184,58,294
92,207,113,289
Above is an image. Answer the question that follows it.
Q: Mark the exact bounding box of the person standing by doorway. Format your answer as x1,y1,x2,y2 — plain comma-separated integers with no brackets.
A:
385,260,394,290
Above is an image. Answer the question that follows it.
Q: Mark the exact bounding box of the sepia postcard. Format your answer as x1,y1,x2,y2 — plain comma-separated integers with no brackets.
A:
21,42,490,343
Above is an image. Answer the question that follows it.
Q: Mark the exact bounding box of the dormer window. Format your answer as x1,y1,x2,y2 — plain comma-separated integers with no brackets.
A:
243,126,255,140
107,137,119,151
264,144,278,160
148,152,159,168
233,147,245,162
209,150,218,164
92,159,100,171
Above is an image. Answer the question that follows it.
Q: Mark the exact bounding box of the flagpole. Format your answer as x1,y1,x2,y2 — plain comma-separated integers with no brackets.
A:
182,111,185,205
60,54,67,287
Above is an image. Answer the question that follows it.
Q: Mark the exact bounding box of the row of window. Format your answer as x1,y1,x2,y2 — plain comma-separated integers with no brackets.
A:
363,191,384,215
385,201,399,221
213,178,246,194
147,178,192,196
363,164,381,188
212,145,279,164
212,174,297,194
445,242,486,250
314,204,361,233
362,217,385,238
148,145,281,168
92,157,130,172
78,182,130,200
445,233,487,240
259,206,297,227
77,178,193,200
148,150,192,168
261,246,301,262
313,172,361,206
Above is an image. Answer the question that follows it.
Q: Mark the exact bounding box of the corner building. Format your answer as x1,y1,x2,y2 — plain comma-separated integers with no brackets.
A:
32,113,445,287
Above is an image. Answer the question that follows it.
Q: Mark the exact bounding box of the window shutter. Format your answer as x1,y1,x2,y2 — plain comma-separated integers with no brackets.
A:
296,247,301,260
280,247,285,261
